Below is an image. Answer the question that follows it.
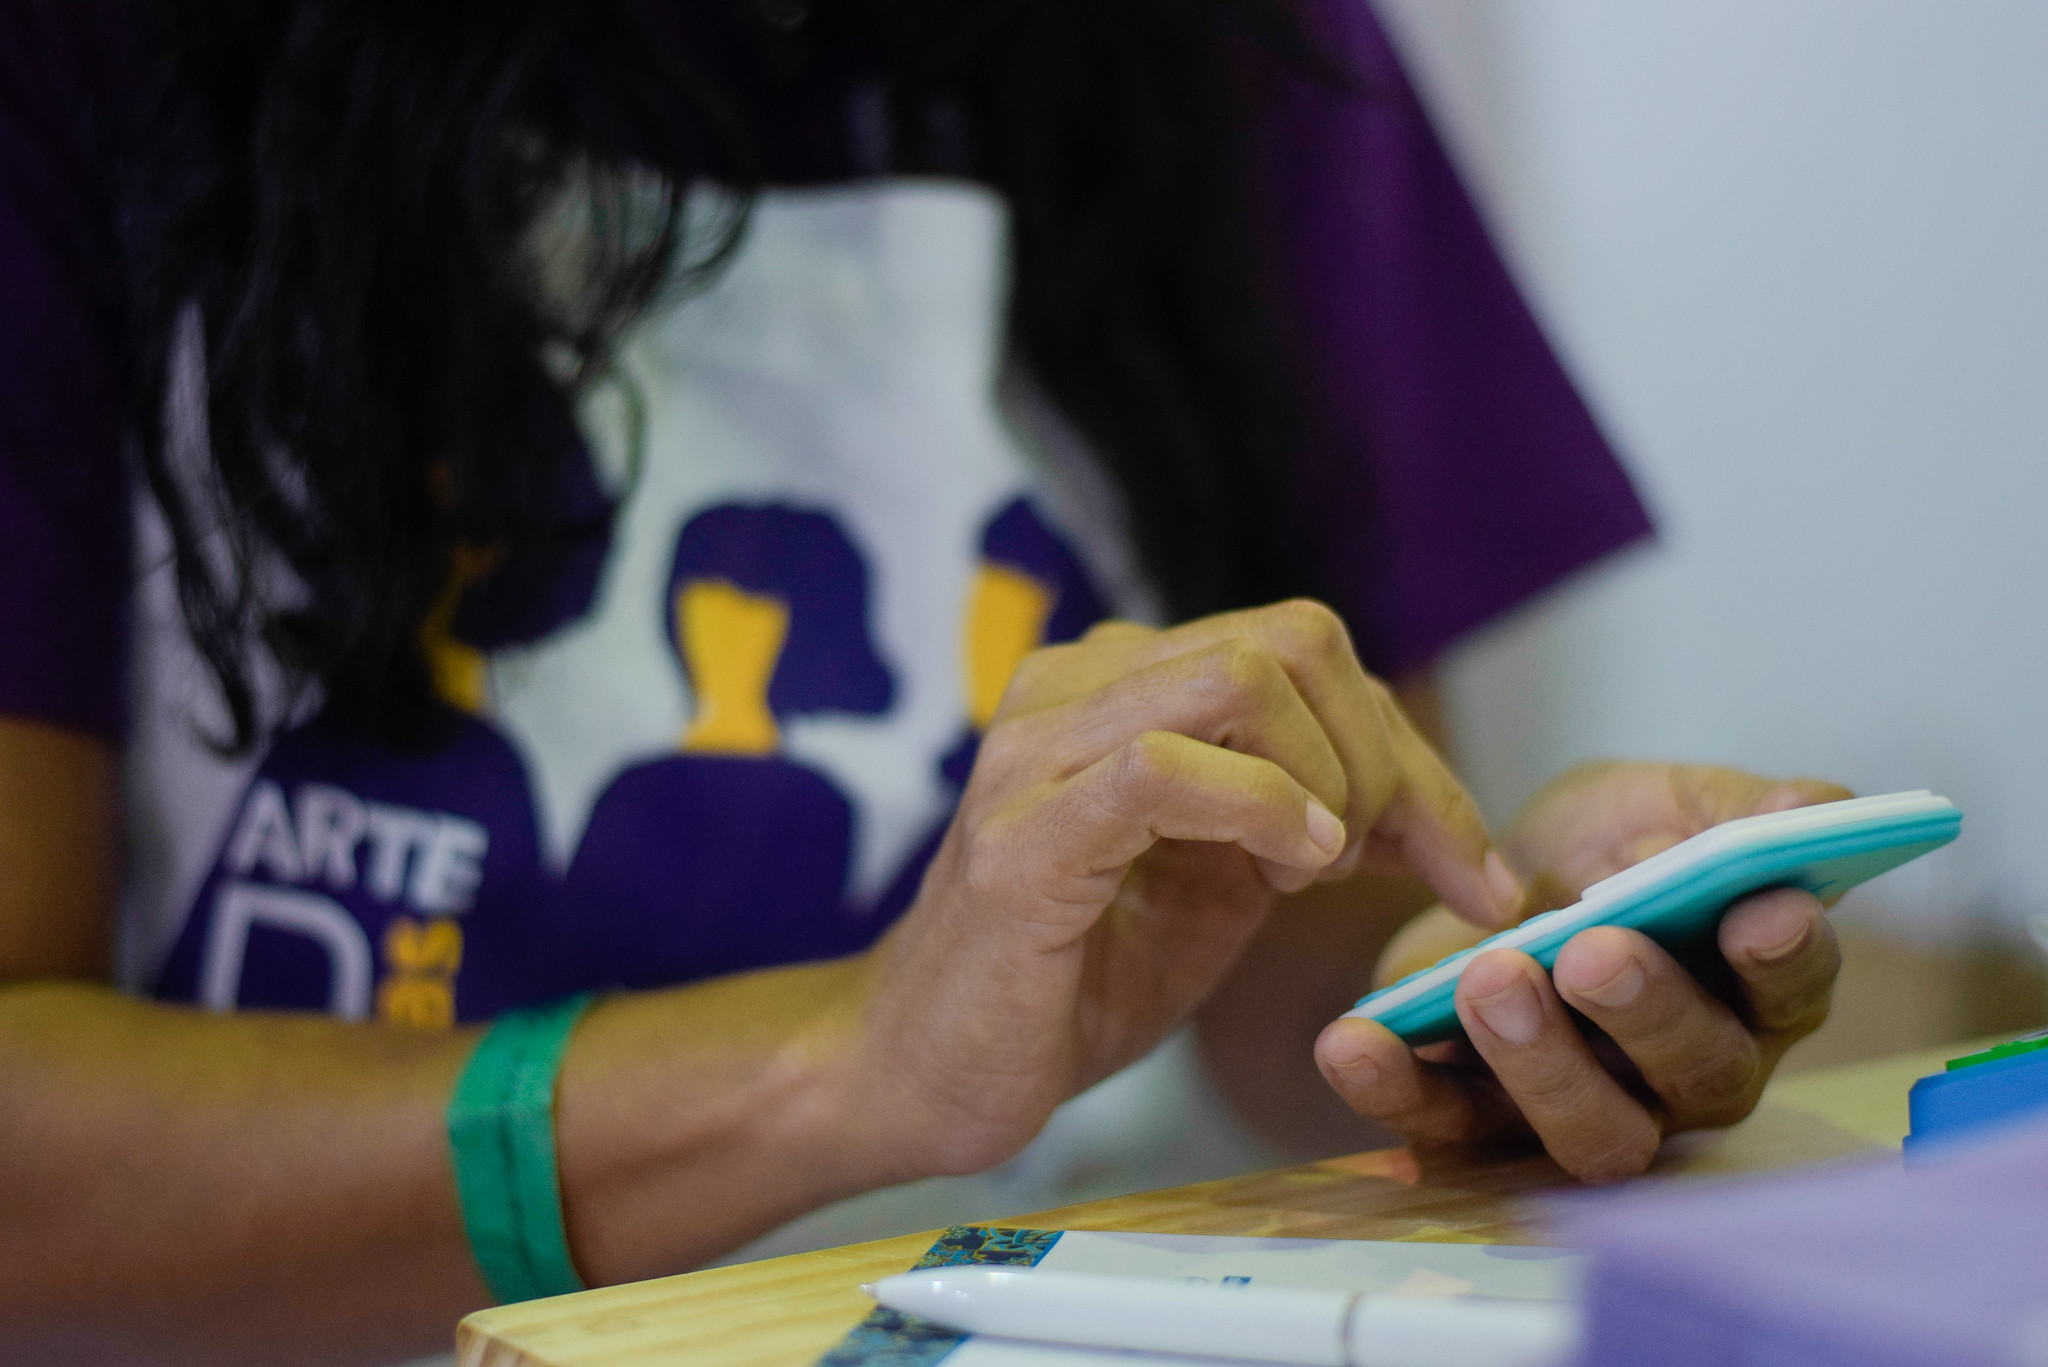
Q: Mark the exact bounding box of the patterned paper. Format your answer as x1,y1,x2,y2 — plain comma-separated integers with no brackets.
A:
818,1227,1064,1367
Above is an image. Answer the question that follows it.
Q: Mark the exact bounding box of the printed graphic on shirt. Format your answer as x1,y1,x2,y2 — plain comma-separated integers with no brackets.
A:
148,493,1107,1018
132,183,1124,1023
560,504,897,987
869,496,1107,919
153,705,555,1023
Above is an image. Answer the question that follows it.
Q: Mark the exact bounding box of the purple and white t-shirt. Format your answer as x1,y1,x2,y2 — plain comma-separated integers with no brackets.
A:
133,181,1125,1024
0,0,1651,1029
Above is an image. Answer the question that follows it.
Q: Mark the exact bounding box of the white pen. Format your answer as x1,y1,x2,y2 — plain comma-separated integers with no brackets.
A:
864,1267,1580,1367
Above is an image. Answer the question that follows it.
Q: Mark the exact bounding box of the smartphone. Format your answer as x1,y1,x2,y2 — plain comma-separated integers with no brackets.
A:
1346,791,1962,1046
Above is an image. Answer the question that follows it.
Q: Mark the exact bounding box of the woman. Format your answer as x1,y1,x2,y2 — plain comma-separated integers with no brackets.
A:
0,0,1843,1360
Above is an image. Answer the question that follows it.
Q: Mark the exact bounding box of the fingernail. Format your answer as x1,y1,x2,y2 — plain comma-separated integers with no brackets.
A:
1470,974,1543,1046
1751,917,1813,964
1319,1023,1379,1082
1484,850,1523,918
1577,957,1645,1009
1334,1052,1379,1088
1305,797,1347,859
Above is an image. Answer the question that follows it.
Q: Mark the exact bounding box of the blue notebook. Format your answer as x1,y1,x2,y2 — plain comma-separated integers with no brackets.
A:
1347,790,1962,1045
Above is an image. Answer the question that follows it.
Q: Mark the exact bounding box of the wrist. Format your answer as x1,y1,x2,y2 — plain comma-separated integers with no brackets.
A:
549,958,900,1285
758,952,925,1193
447,994,597,1304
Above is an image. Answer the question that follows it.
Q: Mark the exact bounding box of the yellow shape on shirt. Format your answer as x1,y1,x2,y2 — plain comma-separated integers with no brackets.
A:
963,564,1054,731
378,916,464,1031
429,641,489,715
378,976,455,1031
419,545,502,715
386,916,464,974
678,580,790,755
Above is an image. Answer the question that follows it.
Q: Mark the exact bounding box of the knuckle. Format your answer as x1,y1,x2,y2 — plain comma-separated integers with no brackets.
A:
1107,731,1182,809
1269,598,1352,661
1764,983,1835,1043
1003,643,1067,698
1411,767,1472,826
1563,1118,1662,1184
956,806,1026,895
1751,943,1842,1032
969,713,1058,795
1358,667,1394,708
1688,1086,1766,1132
1612,972,1694,1044
1664,1043,1759,1117
965,800,1087,912
1510,1054,1604,1118
974,717,1028,773
1188,641,1282,715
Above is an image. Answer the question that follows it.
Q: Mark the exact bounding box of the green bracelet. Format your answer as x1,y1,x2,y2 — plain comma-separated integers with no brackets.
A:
446,992,597,1304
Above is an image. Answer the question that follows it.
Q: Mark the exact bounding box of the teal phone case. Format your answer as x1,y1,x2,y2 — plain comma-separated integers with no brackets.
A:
1348,792,1963,1047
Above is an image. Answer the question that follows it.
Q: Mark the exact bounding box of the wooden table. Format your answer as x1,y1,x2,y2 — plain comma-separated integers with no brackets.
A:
456,1040,1973,1367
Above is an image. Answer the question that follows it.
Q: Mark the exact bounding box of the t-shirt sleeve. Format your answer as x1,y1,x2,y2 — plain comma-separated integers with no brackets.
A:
1251,0,1652,678
0,0,134,738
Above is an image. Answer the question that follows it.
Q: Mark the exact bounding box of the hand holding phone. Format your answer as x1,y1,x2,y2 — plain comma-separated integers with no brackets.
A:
1346,791,1962,1046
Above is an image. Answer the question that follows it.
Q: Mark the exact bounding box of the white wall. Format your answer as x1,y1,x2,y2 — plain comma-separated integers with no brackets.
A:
1377,1,2048,944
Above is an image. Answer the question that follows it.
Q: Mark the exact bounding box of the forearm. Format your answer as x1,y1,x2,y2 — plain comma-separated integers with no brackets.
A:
1193,870,1434,1160
0,981,478,1364
555,956,883,1286
0,960,882,1365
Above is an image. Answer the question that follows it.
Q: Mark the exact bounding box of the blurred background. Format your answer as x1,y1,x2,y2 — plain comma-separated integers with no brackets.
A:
1385,0,2048,1064
732,0,2048,1260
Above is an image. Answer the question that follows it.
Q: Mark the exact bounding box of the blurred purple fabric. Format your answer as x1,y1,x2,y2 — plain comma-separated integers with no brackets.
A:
1564,1114,2048,1367
0,0,132,736
1252,1,1652,675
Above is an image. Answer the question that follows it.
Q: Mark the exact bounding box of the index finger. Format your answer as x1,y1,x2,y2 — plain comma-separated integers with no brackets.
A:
1097,601,1522,927
1357,682,1524,927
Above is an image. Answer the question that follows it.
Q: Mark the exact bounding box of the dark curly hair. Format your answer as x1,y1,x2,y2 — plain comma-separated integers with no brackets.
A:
122,0,1329,750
